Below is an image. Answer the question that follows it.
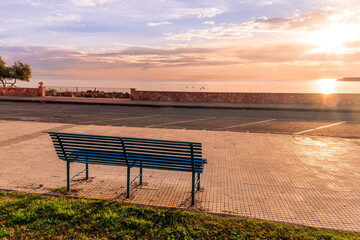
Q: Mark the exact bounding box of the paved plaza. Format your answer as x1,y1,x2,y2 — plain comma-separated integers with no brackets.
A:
1,120,360,232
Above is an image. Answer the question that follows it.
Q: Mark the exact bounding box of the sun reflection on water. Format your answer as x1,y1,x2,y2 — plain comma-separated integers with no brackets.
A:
317,79,337,94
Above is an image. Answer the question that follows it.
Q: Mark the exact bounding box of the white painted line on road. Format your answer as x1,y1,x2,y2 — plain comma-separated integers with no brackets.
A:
146,117,216,128
217,119,277,130
294,121,346,135
79,115,160,124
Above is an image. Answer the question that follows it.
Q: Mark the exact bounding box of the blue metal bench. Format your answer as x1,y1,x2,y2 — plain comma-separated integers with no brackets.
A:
45,132,207,205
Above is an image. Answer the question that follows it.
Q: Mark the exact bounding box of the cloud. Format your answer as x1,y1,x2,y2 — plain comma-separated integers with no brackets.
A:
69,0,115,7
44,14,81,23
147,21,173,27
259,1,273,6
165,8,360,42
256,8,360,32
5,42,353,68
202,21,215,25
1,42,359,82
24,0,41,6
165,23,257,41
142,7,225,21
197,8,223,19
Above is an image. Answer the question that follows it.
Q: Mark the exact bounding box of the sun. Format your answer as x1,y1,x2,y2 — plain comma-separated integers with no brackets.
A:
305,24,359,53
317,79,337,94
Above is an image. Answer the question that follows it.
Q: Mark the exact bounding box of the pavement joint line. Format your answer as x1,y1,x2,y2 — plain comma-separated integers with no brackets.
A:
2,110,106,115
4,112,36,117
54,111,130,115
293,121,347,135
146,117,217,128
217,119,277,130
78,115,161,124
53,110,161,116
1,109,133,116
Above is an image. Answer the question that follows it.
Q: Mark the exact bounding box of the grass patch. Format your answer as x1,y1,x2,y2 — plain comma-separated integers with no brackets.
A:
46,187,82,195
0,190,359,239
47,187,69,195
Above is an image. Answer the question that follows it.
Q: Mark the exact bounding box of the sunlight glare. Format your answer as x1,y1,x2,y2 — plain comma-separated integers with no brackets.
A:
317,79,337,94
306,24,359,53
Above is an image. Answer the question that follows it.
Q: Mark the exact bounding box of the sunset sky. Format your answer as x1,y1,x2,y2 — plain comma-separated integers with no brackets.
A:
1,0,360,87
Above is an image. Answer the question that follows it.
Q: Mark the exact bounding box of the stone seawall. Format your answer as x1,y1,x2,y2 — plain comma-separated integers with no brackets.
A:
0,82,45,97
130,88,360,106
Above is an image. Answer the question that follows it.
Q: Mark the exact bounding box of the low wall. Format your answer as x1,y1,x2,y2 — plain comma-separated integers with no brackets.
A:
130,89,360,106
0,82,45,97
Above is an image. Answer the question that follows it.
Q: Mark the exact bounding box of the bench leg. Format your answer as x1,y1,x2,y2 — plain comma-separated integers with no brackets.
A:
197,172,200,191
67,160,70,191
86,162,89,180
139,164,143,185
191,171,195,205
127,166,130,198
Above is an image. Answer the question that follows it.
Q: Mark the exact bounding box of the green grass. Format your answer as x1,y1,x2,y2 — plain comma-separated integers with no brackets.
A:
0,191,359,239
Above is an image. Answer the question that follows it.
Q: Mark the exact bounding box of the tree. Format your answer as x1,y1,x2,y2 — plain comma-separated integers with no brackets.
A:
8,61,32,87
0,57,9,87
0,57,32,87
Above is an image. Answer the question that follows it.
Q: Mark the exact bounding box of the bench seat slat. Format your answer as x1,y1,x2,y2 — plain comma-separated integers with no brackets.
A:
55,144,123,151
125,143,200,151
125,146,202,155
54,141,123,148
125,142,201,150
131,165,199,173
52,138,123,146
57,149,124,158
49,132,120,140
50,137,120,145
128,158,206,167
125,149,201,158
131,163,203,173
57,145,123,153
123,137,201,146
122,142,201,151
68,152,125,159
68,156,126,163
127,154,204,163
67,159,128,167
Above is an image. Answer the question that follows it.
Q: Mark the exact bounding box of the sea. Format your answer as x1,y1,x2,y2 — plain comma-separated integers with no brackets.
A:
19,79,360,94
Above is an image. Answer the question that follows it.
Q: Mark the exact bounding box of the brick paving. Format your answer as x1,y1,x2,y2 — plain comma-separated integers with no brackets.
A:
1,120,360,232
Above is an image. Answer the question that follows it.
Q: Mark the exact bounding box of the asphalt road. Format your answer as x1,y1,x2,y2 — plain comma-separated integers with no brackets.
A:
1,102,360,138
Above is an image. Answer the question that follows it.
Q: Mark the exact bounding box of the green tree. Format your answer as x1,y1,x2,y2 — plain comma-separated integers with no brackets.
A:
8,61,32,87
0,57,10,87
0,57,32,87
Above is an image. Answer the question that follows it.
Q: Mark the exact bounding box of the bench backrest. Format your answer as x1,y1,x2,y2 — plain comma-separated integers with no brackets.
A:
47,132,127,166
46,132,205,173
